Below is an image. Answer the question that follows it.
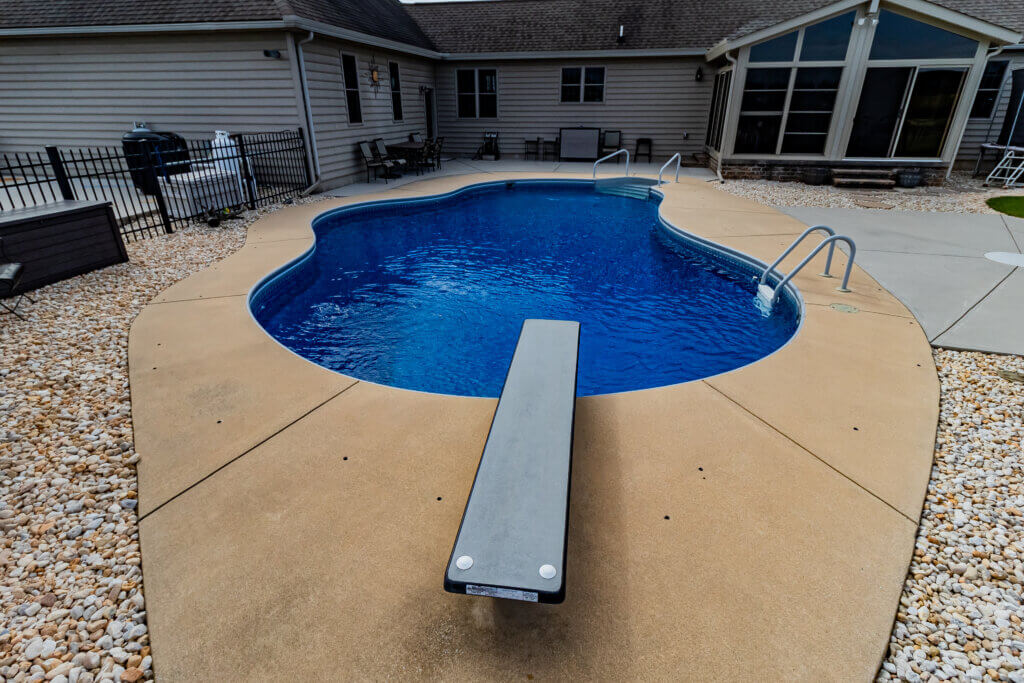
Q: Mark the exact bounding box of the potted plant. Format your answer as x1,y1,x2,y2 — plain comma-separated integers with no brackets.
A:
897,168,922,188
801,167,829,186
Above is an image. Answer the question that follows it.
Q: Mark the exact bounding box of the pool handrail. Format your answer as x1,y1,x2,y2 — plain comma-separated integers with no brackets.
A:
658,153,682,185
762,234,857,306
592,149,629,179
757,225,836,286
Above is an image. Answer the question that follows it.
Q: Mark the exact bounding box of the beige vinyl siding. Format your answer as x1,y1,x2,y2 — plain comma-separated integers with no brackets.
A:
434,57,712,163
955,53,1024,169
0,32,303,151
303,39,435,188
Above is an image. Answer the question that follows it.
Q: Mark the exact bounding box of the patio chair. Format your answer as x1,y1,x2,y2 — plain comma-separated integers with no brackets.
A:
410,132,424,143
600,130,622,161
413,140,436,175
524,137,542,161
0,237,33,320
359,141,393,183
373,138,408,171
433,137,445,170
635,137,653,163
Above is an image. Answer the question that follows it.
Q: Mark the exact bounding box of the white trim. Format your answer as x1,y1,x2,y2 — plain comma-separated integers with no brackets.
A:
442,48,706,60
706,0,1021,61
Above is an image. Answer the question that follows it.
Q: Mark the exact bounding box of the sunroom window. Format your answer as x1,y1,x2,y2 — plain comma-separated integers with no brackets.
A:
869,10,977,60
735,12,853,156
971,61,1008,119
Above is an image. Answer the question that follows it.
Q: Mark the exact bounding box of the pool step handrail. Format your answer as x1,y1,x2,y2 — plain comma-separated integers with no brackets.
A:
658,153,682,185
593,149,629,179
759,235,857,307
758,225,837,286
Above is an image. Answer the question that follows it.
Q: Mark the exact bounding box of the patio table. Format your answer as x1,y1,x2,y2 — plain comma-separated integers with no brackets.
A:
386,141,425,162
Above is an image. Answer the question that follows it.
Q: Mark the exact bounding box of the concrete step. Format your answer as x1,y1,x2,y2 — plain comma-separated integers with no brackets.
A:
832,177,896,189
832,168,895,178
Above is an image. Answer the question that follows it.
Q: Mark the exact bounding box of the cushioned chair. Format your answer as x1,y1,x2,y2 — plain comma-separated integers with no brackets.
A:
410,132,424,143
600,130,622,161
359,141,393,183
0,237,33,320
373,138,407,172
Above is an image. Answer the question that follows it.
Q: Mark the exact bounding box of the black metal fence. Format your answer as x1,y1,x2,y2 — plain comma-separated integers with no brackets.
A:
0,129,311,241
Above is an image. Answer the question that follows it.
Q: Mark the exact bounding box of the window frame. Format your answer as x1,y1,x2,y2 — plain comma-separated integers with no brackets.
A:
559,66,606,104
734,22,850,158
970,59,1009,120
389,61,403,122
340,53,363,125
456,67,499,119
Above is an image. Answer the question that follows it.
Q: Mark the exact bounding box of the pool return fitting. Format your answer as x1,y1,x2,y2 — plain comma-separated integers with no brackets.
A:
756,225,858,308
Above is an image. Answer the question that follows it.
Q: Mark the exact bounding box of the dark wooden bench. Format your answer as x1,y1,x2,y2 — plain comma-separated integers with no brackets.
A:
445,319,580,603
0,200,127,293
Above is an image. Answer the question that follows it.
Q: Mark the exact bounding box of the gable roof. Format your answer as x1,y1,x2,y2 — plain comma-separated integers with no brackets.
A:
405,0,1024,54
0,0,437,50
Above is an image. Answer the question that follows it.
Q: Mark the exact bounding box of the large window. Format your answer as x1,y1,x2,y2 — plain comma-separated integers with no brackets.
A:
561,67,605,103
389,61,403,121
735,12,853,156
340,53,362,124
845,10,975,159
869,10,977,60
971,60,1008,119
705,70,732,151
457,68,497,118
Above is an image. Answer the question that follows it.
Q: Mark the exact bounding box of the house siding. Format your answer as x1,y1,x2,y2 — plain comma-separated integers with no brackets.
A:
955,52,1024,169
302,38,435,188
0,32,303,151
434,57,712,163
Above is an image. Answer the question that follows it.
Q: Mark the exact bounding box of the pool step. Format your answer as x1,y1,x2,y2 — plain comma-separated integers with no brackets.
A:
595,178,656,200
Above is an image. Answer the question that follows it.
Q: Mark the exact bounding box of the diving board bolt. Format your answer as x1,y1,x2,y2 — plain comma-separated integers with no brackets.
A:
539,564,557,579
456,555,473,570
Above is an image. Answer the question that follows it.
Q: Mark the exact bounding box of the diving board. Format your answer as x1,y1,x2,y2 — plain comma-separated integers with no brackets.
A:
444,319,580,603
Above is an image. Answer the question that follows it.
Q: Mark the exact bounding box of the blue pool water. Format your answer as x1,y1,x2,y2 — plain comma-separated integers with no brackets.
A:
251,181,800,397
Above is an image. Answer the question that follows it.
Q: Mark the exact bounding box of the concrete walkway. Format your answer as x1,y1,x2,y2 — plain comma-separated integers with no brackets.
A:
131,174,937,680
781,207,1024,356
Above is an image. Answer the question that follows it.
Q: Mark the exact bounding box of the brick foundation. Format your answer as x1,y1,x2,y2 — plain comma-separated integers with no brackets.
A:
715,160,950,186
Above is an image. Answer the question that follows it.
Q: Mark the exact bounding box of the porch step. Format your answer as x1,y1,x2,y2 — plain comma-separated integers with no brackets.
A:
832,177,896,189
831,168,896,189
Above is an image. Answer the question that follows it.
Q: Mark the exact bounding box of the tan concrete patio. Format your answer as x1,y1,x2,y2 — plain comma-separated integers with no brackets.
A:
129,173,938,680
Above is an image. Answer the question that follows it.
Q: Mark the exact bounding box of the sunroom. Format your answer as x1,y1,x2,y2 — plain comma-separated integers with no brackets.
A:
704,0,1023,184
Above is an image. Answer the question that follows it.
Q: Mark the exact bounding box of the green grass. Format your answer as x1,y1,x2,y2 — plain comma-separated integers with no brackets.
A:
987,196,1024,218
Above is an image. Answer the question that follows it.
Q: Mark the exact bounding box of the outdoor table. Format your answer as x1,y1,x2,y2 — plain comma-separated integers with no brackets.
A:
386,141,425,162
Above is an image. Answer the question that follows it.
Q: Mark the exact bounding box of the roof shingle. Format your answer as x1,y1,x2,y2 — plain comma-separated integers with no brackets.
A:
404,0,1024,53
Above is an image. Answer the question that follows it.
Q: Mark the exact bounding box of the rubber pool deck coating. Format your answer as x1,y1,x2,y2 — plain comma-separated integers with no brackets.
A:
130,174,939,680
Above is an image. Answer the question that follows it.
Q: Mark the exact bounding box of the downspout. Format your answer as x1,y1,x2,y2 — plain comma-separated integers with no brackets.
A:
717,51,738,183
947,44,1007,180
294,30,322,194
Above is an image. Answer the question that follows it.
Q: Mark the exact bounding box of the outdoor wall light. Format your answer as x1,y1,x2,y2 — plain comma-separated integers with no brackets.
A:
695,66,704,82
263,49,281,59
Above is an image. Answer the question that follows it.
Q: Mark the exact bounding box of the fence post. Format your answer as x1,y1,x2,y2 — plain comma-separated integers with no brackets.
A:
140,141,174,234
233,134,258,210
45,146,76,201
297,127,314,188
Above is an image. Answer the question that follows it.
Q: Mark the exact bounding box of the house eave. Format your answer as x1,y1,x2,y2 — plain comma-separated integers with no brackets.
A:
437,48,707,61
704,0,1023,61
0,17,446,59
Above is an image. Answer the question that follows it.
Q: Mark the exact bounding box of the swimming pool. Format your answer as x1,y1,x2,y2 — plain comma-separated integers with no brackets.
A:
250,180,801,397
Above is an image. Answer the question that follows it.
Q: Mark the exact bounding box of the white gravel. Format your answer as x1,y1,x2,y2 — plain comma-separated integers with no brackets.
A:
0,198,323,682
719,172,1024,214
879,349,1024,682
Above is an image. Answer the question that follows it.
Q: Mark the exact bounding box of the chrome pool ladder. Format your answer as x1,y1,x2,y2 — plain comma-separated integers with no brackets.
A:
592,149,630,178
658,153,682,185
756,225,857,307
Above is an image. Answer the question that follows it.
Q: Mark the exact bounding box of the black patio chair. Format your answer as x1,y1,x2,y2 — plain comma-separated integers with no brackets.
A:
373,138,408,172
414,140,436,174
600,130,622,161
0,237,33,320
359,141,393,183
635,137,653,163
433,137,445,170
